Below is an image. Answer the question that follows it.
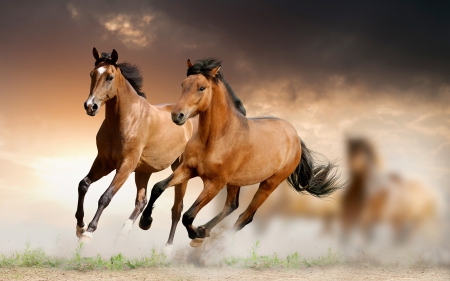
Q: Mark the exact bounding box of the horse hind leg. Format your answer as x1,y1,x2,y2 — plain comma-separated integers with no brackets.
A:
163,181,188,258
200,185,241,237
167,183,187,244
75,157,112,238
116,172,151,241
232,174,286,233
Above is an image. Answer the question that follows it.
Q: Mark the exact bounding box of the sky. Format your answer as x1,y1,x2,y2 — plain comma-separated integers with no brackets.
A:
0,0,449,257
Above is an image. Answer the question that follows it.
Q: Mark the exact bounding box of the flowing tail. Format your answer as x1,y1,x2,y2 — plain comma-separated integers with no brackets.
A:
287,138,341,198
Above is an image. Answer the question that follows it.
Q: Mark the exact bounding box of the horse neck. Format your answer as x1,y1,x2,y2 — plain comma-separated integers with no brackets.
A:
105,75,142,130
198,82,237,143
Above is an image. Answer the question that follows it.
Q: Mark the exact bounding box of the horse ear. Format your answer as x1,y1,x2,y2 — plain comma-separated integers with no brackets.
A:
210,65,221,77
111,49,118,64
93,47,100,61
187,59,193,69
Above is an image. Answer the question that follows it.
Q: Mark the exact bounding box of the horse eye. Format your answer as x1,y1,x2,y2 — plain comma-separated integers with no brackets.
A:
199,86,205,91
106,76,114,81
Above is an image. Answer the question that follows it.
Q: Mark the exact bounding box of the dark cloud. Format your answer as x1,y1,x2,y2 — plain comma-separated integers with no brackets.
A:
1,0,448,106
147,1,450,99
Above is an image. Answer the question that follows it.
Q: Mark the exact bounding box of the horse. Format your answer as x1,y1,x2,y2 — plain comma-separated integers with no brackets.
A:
341,137,439,244
76,48,193,250
138,58,341,247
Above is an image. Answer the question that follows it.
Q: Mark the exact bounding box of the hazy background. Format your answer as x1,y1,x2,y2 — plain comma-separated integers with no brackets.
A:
0,0,448,261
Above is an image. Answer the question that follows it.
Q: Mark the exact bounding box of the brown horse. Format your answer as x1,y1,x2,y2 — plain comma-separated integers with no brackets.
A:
139,58,341,247
76,48,193,250
341,138,439,244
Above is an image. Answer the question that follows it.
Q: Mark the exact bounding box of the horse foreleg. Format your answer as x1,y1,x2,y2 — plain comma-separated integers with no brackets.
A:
139,163,194,230
75,157,112,238
181,180,225,247
79,161,134,243
116,172,151,240
201,185,240,237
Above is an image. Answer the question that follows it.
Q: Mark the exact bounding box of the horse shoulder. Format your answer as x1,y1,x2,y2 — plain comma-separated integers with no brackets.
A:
183,137,202,169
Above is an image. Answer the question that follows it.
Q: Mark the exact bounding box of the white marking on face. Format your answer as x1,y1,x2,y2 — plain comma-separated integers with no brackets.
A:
86,96,95,106
97,66,106,75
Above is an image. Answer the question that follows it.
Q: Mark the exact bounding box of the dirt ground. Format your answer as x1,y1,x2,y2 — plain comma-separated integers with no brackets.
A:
0,265,449,281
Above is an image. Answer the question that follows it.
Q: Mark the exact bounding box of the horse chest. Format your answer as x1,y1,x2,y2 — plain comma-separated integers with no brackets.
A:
98,130,137,161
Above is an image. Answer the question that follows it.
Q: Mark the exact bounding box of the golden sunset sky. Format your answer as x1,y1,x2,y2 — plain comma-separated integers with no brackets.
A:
0,1,448,256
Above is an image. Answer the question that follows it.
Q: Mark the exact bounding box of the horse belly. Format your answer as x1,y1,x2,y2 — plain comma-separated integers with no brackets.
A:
227,142,291,186
228,159,281,186
136,147,180,173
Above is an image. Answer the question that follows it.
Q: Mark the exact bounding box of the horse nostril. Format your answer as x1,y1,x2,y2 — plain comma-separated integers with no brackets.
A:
178,112,185,121
84,102,88,110
92,104,98,110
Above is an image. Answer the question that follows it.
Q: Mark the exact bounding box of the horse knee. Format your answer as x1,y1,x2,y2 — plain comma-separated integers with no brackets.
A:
151,181,167,198
78,177,90,194
98,193,112,208
182,211,194,228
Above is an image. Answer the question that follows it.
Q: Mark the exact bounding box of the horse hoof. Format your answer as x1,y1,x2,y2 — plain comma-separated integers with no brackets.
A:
190,238,204,248
76,224,87,238
164,244,174,260
78,231,93,244
139,215,153,230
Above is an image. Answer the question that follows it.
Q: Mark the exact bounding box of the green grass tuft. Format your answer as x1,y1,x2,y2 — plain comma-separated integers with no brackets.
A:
0,241,343,271
65,245,169,271
0,242,168,271
224,241,343,269
0,242,63,268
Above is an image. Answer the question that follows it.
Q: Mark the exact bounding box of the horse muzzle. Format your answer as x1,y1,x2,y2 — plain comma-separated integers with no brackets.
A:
84,100,100,116
171,111,187,126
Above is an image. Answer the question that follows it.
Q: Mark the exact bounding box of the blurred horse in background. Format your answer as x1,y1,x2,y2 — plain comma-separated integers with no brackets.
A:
341,137,439,244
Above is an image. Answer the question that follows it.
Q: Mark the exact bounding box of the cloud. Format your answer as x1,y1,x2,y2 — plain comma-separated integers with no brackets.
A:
407,113,450,141
100,14,155,48
66,2,157,49
67,3,79,20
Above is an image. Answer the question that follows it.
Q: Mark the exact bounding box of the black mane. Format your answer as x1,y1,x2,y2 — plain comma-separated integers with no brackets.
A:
117,62,146,98
96,52,146,99
187,58,246,116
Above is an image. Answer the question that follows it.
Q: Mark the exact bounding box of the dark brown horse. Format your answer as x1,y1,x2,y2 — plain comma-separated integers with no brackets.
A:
139,58,341,247
76,48,193,251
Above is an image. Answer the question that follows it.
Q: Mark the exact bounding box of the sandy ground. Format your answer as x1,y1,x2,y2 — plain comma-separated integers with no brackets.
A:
0,265,449,281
